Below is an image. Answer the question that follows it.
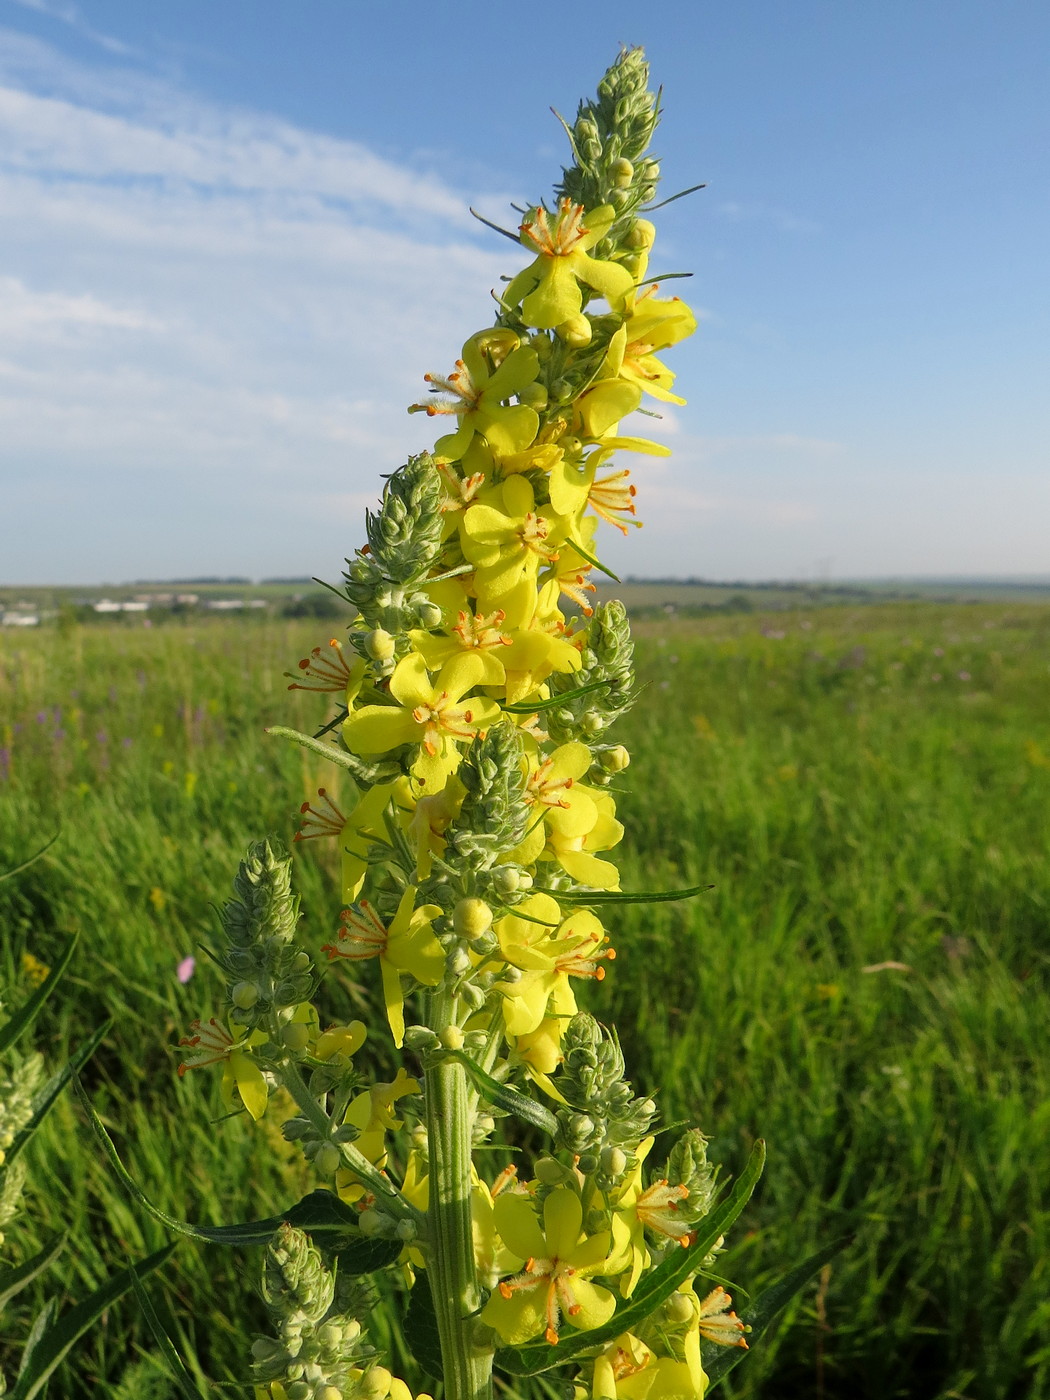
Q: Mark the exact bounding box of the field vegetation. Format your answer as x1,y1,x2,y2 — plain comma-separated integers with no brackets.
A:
1,600,1047,1398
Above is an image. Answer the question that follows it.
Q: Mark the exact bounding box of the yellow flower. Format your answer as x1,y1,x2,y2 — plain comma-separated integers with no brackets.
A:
343,653,501,790
461,476,566,612
607,1137,690,1295
336,1066,420,1201
497,906,614,1038
411,330,540,460
177,1017,270,1121
590,1329,708,1400
481,1187,616,1345
618,291,698,405
503,201,635,329
325,887,444,1046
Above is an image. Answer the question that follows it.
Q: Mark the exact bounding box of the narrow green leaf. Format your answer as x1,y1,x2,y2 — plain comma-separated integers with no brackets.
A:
0,932,78,1057
0,1236,66,1311
533,883,713,906
0,831,59,885
501,676,612,715
566,536,620,583
128,1265,212,1400
2,1019,111,1172
74,1085,401,1264
494,1141,766,1377
15,1299,57,1380
403,1270,444,1381
703,1235,853,1390
642,182,707,212
469,207,522,244
8,1243,177,1400
313,706,350,740
265,725,362,770
447,1051,557,1136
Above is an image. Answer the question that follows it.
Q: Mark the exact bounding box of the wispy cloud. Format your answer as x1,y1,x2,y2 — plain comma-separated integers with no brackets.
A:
716,200,821,235
0,26,531,580
6,0,135,56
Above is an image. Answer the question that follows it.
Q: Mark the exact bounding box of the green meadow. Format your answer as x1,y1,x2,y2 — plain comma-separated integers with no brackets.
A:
1,600,1048,1398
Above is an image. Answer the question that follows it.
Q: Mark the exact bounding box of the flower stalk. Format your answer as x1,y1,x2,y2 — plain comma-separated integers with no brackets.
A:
177,48,780,1400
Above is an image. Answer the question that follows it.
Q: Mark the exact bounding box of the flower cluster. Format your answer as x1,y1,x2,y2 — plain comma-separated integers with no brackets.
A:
178,48,754,1400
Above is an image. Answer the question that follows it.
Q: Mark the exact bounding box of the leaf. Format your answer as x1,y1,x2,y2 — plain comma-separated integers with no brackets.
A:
0,831,59,884
446,1051,557,1136
501,677,613,715
566,536,620,583
264,725,363,771
0,932,78,1057
15,1298,57,1380
1,1020,111,1173
128,1264,212,1400
8,1244,177,1400
703,1235,853,1390
533,883,713,907
403,1270,444,1381
494,1141,766,1377
74,1085,401,1266
0,1236,66,1311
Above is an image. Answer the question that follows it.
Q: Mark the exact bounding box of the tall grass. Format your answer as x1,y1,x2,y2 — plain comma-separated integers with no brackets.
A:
1,603,1047,1397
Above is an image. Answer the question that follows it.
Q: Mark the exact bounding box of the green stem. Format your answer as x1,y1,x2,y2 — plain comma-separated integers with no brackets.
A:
424,991,493,1400
280,1060,421,1225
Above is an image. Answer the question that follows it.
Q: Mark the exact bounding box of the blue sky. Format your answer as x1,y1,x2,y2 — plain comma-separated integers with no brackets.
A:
1,0,1047,584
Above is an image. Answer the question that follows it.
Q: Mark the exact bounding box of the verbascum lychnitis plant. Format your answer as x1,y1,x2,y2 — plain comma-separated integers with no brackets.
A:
165,48,844,1400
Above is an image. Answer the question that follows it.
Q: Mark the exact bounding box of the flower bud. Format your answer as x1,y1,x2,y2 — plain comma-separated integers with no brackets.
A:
556,314,593,348
558,435,584,459
415,601,443,630
440,1024,465,1051
665,1291,696,1323
397,1218,418,1241
448,946,471,976
577,1152,599,1175
492,866,521,895
533,1156,566,1185
361,1366,393,1400
582,711,605,735
517,382,549,410
313,1142,340,1178
454,897,493,940
601,745,631,773
231,981,259,1010
600,1145,628,1178
358,1209,385,1236
626,218,657,250
282,1021,310,1052
609,156,635,187
365,628,396,662
403,1025,440,1051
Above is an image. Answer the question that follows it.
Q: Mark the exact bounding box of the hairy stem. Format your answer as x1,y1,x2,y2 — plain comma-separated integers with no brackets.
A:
425,991,493,1400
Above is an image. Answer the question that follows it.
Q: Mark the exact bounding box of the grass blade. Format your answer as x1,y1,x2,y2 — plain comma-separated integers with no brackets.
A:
0,1236,66,1311
2,1019,111,1172
0,932,78,1057
8,1244,177,1400
0,832,59,884
703,1235,853,1390
128,1263,213,1400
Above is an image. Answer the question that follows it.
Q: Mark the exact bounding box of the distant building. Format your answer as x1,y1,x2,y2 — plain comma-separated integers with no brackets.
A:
1,611,39,627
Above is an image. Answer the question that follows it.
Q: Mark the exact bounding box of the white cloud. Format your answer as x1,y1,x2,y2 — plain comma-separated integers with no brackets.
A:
6,0,134,56
0,29,538,579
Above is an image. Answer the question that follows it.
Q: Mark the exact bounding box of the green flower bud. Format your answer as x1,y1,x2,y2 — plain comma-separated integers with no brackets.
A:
365,628,396,662
313,1143,340,1178
626,218,656,249
492,866,521,895
231,981,259,1010
609,156,635,187
665,1291,695,1323
601,1145,628,1177
282,1022,310,1052
517,382,549,410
